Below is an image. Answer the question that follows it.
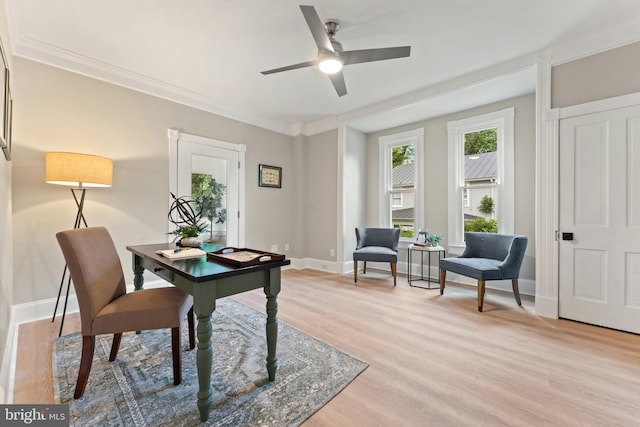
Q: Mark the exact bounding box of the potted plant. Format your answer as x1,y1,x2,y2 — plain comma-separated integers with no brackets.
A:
427,233,442,247
168,193,209,247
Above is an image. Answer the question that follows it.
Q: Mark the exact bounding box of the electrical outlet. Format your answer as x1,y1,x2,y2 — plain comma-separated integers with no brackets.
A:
271,244,278,252
285,243,290,251
330,249,335,257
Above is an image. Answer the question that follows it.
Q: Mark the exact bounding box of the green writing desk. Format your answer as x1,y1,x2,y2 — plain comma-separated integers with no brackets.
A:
127,243,290,422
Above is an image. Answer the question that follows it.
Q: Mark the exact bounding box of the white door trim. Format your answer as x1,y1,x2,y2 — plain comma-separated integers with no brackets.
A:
168,129,246,246
537,90,640,319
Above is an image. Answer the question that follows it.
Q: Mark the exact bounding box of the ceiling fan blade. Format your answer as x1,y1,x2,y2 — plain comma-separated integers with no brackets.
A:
328,71,347,97
343,46,411,65
261,60,317,75
300,5,334,53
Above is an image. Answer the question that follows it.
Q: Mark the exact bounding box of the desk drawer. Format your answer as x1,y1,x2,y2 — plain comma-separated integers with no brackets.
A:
145,260,175,283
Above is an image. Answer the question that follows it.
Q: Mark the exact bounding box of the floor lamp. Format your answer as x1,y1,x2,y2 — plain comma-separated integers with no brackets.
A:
46,152,113,336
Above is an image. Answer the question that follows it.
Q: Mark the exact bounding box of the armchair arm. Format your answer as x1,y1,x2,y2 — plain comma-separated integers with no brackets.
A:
498,236,528,279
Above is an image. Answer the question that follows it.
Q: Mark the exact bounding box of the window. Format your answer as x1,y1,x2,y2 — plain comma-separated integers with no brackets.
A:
379,128,424,240
447,108,514,248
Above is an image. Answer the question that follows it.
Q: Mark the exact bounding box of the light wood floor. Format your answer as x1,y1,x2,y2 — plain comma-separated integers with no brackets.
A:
13,269,640,426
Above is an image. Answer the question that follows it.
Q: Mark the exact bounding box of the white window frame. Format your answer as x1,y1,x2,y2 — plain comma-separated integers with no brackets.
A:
379,128,424,240
447,108,514,250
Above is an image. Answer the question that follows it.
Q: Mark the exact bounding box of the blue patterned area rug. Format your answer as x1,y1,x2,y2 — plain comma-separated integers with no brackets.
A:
53,298,367,426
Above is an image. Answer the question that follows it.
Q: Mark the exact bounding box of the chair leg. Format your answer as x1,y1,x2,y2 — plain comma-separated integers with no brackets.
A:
512,279,522,306
354,260,358,283
363,261,367,274
109,333,122,362
439,269,446,295
74,335,95,399
391,262,397,286
477,280,486,312
171,327,182,385
187,307,195,350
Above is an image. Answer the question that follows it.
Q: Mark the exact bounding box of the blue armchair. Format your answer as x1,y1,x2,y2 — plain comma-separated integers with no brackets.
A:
353,227,401,286
439,232,528,312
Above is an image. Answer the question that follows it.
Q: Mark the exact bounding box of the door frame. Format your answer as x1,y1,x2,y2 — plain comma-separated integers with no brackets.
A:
540,91,640,318
168,129,246,246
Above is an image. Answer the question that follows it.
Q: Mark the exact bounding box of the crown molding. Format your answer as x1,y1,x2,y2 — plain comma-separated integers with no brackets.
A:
11,35,298,137
550,13,640,66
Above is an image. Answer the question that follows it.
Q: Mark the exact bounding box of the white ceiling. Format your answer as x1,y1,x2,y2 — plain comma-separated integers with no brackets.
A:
6,0,640,135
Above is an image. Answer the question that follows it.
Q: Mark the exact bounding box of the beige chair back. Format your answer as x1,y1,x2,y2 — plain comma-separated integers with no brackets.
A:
56,227,127,336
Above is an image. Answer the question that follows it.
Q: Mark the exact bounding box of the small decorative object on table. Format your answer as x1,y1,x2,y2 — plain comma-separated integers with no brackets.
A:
415,229,428,246
167,193,209,247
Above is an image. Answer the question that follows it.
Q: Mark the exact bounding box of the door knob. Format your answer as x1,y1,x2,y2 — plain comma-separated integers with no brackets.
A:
562,232,574,241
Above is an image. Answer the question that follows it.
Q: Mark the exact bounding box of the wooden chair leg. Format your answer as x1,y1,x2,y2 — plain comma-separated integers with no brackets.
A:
108,333,122,362
363,261,367,274
512,279,522,306
74,335,95,399
354,260,358,283
171,327,182,385
439,269,446,295
187,307,195,350
477,280,486,312
391,262,397,286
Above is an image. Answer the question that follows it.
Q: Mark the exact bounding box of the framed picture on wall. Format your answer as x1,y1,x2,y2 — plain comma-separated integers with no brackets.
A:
0,44,6,152
258,164,282,188
3,74,11,161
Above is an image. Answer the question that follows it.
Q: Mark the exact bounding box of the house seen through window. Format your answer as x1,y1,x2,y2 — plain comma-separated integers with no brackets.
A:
379,128,424,240
463,129,498,233
391,145,415,237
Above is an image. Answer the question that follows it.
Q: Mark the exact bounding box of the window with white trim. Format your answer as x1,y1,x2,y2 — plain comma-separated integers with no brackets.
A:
379,128,424,240
447,108,514,249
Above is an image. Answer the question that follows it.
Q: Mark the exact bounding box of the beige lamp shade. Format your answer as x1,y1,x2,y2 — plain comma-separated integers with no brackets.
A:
46,152,113,187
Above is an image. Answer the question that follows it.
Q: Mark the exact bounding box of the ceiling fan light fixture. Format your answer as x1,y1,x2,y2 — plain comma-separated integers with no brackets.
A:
319,57,343,74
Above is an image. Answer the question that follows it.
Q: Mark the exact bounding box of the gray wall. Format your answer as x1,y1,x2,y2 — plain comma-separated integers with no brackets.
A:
0,0,12,402
343,126,367,262
552,41,640,108
304,129,338,261
11,57,296,305
365,93,536,280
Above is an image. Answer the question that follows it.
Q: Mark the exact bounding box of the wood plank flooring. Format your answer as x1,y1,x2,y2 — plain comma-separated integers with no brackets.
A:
13,269,640,426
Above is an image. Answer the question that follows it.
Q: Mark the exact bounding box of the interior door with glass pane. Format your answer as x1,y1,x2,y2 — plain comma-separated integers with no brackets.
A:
177,140,240,247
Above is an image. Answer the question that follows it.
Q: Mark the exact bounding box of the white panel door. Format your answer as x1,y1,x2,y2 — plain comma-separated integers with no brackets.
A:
559,104,640,333
177,137,243,247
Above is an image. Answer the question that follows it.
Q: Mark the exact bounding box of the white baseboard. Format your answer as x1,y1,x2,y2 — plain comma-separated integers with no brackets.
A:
0,317,16,404
534,295,559,318
289,257,343,274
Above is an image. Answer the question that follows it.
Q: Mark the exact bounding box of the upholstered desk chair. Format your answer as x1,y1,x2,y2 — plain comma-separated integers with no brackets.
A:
439,232,528,312
353,227,401,286
56,226,195,399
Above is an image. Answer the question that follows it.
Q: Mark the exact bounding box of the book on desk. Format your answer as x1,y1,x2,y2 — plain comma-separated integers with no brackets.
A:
155,248,206,260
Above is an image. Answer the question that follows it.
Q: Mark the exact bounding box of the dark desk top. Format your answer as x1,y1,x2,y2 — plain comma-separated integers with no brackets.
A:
127,242,291,283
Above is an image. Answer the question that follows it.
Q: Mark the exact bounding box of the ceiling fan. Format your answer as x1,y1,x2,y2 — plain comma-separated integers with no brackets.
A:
260,5,411,97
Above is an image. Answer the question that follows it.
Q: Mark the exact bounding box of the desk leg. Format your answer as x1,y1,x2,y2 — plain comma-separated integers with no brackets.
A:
265,268,281,381
196,310,214,422
132,254,144,291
